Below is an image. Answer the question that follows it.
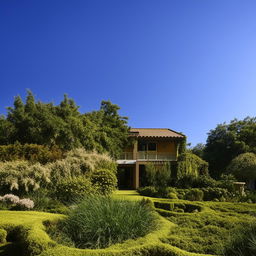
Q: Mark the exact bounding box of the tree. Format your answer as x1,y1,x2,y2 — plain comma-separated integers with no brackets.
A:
226,153,256,181
1,91,129,157
204,117,256,178
177,152,209,179
189,143,205,159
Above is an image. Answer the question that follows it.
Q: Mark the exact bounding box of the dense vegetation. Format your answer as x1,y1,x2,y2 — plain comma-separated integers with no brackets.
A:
49,197,157,249
203,117,256,178
0,91,129,158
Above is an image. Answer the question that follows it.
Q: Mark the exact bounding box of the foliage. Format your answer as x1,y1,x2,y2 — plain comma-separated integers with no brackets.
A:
137,186,158,197
217,174,236,192
48,148,117,184
189,143,205,159
204,117,256,178
201,188,229,201
178,135,187,155
145,162,171,188
223,224,256,256
0,143,64,164
0,91,129,158
0,160,51,195
54,177,95,204
52,197,158,249
0,229,7,243
184,188,204,201
27,189,69,214
90,169,117,195
226,152,256,181
0,194,34,210
177,153,209,179
0,149,117,196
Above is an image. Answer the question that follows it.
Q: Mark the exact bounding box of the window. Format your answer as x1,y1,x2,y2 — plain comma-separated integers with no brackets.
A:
148,143,156,151
138,142,157,151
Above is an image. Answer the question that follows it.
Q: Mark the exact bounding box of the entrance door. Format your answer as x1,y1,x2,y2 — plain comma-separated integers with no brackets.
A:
117,166,134,189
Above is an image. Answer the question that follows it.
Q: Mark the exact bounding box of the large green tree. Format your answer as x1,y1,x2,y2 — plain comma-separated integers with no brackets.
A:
1,91,129,157
204,117,256,178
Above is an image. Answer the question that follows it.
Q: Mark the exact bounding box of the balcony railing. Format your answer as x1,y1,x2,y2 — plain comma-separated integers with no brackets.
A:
119,152,176,161
120,152,134,160
137,152,176,161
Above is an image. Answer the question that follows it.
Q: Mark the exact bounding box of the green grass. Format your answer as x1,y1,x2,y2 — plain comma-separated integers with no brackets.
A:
49,196,158,249
0,196,255,256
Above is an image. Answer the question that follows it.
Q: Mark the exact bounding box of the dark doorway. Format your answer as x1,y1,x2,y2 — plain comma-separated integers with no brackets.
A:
117,166,134,189
139,165,147,187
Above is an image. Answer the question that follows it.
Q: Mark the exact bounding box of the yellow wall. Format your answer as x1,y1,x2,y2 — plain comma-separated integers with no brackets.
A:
157,141,176,155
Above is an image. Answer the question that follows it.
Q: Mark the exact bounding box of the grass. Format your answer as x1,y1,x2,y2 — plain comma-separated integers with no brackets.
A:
49,196,158,249
0,193,255,256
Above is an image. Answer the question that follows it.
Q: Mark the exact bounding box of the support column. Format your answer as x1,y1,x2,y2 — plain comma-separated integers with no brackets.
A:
133,140,138,160
133,162,139,189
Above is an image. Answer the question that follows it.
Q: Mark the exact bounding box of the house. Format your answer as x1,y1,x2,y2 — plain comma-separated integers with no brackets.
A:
117,128,185,189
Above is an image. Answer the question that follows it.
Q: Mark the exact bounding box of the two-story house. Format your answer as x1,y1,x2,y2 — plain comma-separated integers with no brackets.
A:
117,128,185,189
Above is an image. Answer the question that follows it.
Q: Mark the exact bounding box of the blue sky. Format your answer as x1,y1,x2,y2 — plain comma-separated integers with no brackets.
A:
0,0,256,146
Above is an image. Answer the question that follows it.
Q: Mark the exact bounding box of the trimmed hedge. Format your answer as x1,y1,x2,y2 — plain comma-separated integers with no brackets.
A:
0,209,212,256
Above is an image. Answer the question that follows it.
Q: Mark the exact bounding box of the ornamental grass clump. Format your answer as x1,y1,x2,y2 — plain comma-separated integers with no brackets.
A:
53,196,158,249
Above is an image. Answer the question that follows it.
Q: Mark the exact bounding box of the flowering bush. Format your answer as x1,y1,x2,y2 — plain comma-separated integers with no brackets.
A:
0,194,20,204
0,194,34,210
16,198,35,210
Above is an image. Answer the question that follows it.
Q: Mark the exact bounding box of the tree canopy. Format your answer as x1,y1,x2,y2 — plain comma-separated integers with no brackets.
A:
0,91,129,158
226,153,256,181
204,117,256,178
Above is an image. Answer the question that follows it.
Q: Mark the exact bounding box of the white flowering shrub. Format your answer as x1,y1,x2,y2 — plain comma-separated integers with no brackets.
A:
0,194,34,210
0,194,20,204
0,148,117,196
17,198,35,209
0,161,50,194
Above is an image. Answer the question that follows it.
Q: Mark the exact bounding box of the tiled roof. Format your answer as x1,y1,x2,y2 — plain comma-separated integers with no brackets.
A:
130,128,184,138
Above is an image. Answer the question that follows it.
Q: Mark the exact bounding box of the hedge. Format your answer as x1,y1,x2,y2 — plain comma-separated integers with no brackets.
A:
0,210,212,256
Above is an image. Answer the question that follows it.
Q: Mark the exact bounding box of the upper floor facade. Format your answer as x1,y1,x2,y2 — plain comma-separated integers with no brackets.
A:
117,128,185,164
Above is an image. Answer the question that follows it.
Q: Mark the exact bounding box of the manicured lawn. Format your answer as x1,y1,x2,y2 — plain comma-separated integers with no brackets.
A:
0,194,255,256
112,190,144,200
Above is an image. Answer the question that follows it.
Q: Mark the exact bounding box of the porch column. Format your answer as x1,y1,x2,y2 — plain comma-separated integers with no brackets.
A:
133,140,138,160
133,162,139,189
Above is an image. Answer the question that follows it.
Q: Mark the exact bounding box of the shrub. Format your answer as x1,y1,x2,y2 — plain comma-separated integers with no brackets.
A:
217,174,236,192
145,162,171,188
27,189,68,214
185,188,204,201
0,228,7,243
168,192,178,199
192,175,217,188
0,149,117,196
90,169,117,195
137,186,158,197
177,153,209,179
226,153,256,181
0,194,34,210
54,176,94,204
52,197,158,249
224,224,256,256
48,148,117,184
202,187,229,201
0,160,51,195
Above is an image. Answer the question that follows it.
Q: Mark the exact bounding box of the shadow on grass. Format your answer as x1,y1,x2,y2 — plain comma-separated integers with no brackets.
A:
0,242,22,256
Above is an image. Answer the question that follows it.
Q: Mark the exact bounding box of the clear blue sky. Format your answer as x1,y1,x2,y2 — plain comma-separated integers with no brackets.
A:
1,0,256,146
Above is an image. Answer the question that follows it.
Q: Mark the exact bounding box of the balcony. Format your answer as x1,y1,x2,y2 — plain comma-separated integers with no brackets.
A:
119,151,177,161
137,152,177,161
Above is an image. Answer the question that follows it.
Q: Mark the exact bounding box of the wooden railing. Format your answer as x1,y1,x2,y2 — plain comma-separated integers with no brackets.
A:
119,152,176,161
137,152,176,161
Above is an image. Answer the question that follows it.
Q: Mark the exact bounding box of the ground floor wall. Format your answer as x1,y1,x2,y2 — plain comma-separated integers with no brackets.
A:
117,161,173,189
